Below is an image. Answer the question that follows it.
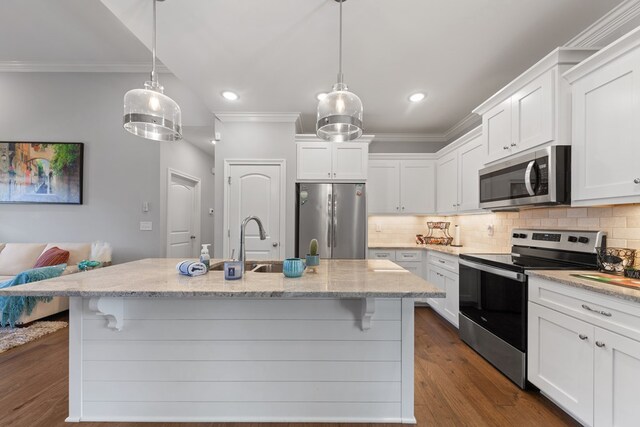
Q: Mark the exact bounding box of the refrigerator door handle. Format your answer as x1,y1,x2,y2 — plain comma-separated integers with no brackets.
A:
327,193,332,251
333,192,337,248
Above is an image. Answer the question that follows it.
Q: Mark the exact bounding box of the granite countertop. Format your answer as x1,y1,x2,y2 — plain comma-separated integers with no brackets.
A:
0,258,445,299
368,244,492,256
527,270,640,304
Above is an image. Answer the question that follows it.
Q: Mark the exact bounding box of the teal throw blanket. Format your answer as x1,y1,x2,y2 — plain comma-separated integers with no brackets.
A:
0,264,66,327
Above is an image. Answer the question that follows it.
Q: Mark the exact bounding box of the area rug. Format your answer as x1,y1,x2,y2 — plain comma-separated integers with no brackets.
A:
0,321,68,354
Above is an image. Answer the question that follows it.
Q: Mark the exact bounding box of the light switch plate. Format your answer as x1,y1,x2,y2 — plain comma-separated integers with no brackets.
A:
375,223,382,232
140,221,153,231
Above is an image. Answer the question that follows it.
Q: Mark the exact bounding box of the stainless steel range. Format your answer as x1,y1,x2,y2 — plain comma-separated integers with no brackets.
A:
458,229,605,388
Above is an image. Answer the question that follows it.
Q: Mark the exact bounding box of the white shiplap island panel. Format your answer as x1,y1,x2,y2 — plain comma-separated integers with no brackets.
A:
73,297,413,423
0,259,441,423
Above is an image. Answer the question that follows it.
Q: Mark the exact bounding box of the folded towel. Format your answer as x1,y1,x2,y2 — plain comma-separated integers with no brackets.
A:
176,261,208,277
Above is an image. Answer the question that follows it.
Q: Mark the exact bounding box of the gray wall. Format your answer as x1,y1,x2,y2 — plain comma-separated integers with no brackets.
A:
213,119,296,259
369,140,448,153
160,139,215,255
0,72,211,263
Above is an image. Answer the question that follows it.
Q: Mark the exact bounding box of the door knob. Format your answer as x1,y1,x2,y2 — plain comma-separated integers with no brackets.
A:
272,242,279,247
634,178,640,184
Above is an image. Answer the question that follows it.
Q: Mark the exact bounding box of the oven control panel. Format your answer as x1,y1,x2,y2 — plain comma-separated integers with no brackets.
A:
511,229,605,253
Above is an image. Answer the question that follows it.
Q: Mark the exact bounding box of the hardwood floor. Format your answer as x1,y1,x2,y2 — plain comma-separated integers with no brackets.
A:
0,307,578,427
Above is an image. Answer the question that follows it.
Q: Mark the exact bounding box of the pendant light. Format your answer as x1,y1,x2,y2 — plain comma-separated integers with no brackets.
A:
123,0,182,142
316,0,363,142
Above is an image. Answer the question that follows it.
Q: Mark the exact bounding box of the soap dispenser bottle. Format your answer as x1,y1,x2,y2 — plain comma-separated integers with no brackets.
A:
200,244,211,269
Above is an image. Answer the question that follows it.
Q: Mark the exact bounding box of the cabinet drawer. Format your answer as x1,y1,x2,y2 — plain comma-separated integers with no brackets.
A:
427,251,458,274
396,250,422,262
369,250,396,261
529,276,640,342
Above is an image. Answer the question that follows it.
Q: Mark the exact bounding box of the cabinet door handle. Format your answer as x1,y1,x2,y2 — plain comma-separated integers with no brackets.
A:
581,304,612,317
396,206,399,211
333,172,336,177
596,341,606,348
634,178,640,184
510,143,517,147
327,172,331,177
578,334,588,341
438,259,446,264
401,206,405,210
503,146,509,150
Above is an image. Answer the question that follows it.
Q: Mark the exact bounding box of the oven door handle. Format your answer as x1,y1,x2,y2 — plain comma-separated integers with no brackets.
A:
459,259,527,282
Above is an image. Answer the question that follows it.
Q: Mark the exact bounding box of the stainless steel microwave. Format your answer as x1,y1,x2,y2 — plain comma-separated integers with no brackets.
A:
479,146,570,210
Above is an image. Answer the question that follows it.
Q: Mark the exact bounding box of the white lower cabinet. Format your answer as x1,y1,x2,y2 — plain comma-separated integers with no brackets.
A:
528,276,640,427
528,303,595,426
425,252,459,328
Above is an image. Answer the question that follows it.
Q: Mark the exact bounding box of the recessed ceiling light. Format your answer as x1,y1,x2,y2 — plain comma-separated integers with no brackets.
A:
221,91,239,101
316,92,328,101
409,92,426,103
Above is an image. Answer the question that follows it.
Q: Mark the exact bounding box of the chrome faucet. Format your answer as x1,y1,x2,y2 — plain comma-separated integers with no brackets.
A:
239,216,267,272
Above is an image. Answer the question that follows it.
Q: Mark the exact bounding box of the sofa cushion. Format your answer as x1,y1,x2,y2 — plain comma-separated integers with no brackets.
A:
34,246,70,268
42,243,91,266
0,244,47,276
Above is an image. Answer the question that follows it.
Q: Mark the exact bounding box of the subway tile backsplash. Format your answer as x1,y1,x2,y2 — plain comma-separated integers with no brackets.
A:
368,204,640,260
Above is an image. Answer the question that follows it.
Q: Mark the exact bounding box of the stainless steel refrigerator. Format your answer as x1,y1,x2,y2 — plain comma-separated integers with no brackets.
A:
296,183,366,259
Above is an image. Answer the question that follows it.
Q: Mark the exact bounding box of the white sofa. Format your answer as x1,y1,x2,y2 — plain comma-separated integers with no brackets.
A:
0,242,92,324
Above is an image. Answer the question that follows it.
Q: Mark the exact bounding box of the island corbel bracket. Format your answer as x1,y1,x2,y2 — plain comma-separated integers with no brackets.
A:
360,297,375,331
88,297,124,331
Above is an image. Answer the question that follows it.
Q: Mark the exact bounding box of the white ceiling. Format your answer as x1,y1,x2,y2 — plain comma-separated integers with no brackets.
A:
0,0,155,67
1,0,624,136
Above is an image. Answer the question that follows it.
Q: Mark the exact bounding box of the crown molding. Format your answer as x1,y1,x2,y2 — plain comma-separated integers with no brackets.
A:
0,61,171,73
443,113,482,142
565,0,640,48
564,24,640,83
215,112,303,133
472,47,598,116
437,125,482,156
295,134,375,144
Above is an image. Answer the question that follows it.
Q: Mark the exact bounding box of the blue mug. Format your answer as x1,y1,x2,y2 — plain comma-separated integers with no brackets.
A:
283,258,306,278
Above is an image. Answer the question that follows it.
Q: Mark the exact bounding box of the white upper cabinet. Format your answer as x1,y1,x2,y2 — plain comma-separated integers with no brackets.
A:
332,143,368,180
564,29,640,206
435,126,484,214
484,98,513,161
400,160,436,214
457,134,485,212
368,160,401,214
473,48,598,165
297,142,332,180
436,151,459,214
296,135,372,181
367,156,436,215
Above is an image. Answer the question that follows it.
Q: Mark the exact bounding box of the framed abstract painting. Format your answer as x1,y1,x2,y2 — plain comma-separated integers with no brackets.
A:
0,142,84,204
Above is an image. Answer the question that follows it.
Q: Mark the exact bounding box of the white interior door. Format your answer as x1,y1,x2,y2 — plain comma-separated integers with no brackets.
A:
167,170,201,258
226,162,284,260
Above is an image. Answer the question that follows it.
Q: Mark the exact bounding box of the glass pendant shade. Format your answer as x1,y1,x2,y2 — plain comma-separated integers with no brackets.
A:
317,82,363,142
124,81,182,142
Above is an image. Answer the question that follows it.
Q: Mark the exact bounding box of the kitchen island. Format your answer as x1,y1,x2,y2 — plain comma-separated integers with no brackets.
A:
0,258,444,424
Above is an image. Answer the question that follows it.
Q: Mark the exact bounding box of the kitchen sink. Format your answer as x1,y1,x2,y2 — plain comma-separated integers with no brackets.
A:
210,261,284,273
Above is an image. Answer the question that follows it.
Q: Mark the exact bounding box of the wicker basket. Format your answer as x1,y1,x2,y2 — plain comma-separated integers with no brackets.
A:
596,247,636,275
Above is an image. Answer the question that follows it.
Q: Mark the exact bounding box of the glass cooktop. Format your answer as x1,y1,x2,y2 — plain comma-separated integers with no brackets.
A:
459,252,597,273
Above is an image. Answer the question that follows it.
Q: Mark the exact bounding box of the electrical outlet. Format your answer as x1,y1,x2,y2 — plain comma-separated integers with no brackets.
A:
140,221,153,231
487,224,494,237
375,223,382,232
